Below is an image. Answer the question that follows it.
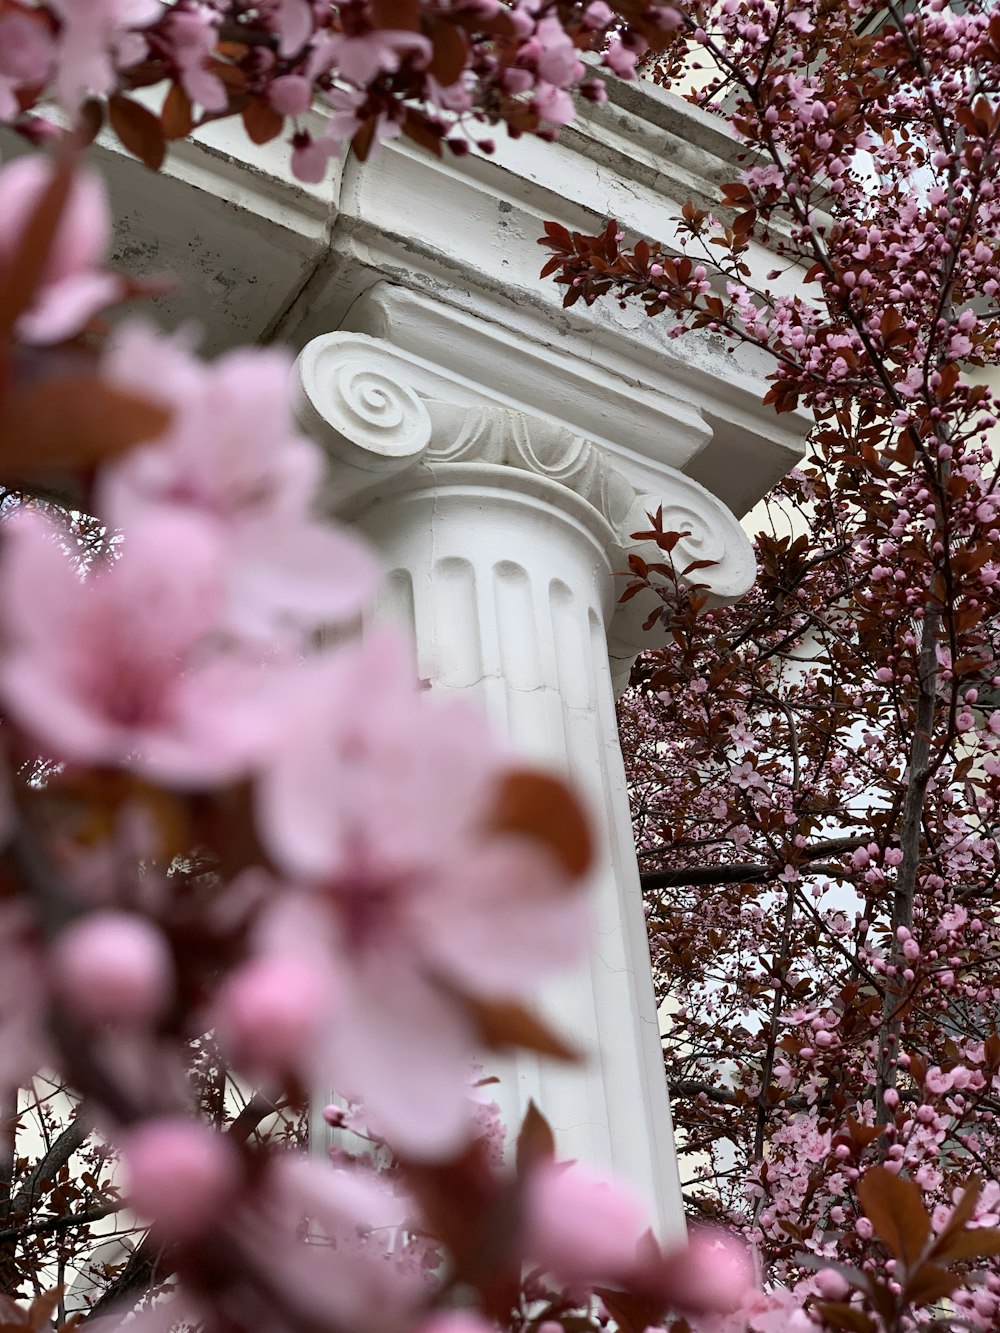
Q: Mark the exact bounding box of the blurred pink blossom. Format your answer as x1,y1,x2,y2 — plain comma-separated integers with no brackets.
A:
51,910,173,1027
0,11,55,121
271,0,315,55
162,6,227,111
524,1159,648,1284
310,29,432,86
659,1229,755,1315
213,952,335,1076
0,510,279,784
47,0,161,107
0,155,122,344
99,324,378,644
250,634,589,1157
120,1118,241,1240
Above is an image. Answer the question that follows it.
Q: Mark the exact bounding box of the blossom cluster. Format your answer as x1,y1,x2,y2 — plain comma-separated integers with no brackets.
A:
545,0,1000,1326
0,0,680,180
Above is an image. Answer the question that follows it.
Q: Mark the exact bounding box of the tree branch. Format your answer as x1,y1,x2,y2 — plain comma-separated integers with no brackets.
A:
639,835,868,890
0,1202,120,1245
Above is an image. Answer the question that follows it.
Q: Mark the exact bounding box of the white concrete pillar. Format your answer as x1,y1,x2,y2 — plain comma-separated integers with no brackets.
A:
296,332,757,1241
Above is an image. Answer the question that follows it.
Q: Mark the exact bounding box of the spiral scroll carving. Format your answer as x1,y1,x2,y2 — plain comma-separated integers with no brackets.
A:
294,334,432,490
329,360,422,449
622,478,757,606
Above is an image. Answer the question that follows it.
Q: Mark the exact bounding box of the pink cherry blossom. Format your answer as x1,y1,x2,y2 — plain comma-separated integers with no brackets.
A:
212,953,335,1076
236,1157,421,1327
251,634,590,1157
603,35,645,79
268,73,313,116
270,0,315,56
161,6,227,112
47,0,161,108
0,155,122,344
523,1159,648,1284
310,29,433,87
533,16,584,85
659,1229,755,1314
98,324,378,644
533,83,576,126
0,10,55,122
418,1315,498,1333
813,1268,851,1300
0,509,278,784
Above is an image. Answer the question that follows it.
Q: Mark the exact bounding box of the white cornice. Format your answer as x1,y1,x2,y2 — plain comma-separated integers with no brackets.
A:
3,75,809,514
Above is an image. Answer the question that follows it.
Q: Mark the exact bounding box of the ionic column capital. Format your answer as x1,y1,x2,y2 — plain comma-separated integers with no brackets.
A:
295,330,757,681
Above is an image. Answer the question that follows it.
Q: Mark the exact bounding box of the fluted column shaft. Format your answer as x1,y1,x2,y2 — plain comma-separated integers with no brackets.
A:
351,459,686,1238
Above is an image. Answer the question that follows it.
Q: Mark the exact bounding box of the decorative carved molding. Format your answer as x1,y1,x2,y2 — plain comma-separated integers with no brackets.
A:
294,331,757,682
424,401,635,535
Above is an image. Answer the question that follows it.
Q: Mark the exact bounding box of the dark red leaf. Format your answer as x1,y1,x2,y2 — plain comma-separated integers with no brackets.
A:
0,153,74,341
515,1100,555,1176
857,1166,930,1267
109,94,166,170
161,82,195,139
489,770,593,879
242,98,284,145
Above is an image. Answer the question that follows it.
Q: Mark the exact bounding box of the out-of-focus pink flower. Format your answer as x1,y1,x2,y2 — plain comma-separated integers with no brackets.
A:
426,73,473,113
311,29,432,86
418,1315,498,1333
120,1118,241,1240
269,73,313,116
739,1286,815,1333
813,1268,850,1301
603,35,646,79
213,953,335,1075
48,0,161,108
239,1157,421,1326
251,635,589,1158
102,1156,420,1331
658,1229,755,1315
533,16,583,86
533,82,575,126
582,1,614,28
0,510,278,784
0,11,55,121
0,902,46,1089
51,910,173,1027
291,88,404,180
162,6,227,112
0,156,122,344
271,0,315,55
98,325,378,644
292,130,340,183
523,1159,648,1283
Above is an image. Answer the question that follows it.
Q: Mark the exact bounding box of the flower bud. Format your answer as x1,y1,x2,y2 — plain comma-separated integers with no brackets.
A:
120,1118,240,1240
52,912,172,1027
214,955,331,1074
814,1269,850,1300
